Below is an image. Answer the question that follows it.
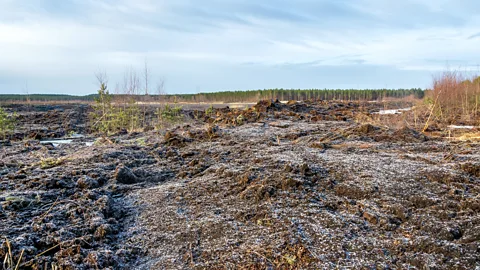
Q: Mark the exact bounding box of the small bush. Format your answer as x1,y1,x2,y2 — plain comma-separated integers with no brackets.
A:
419,71,480,132
205,105,214,116
90,83,115,135
90,83,143,135
431,71,480,123
155,104,183,128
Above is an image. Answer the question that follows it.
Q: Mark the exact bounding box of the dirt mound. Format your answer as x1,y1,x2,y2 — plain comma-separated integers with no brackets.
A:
342,124,429,143
353,123,380,134
253,99,284,113
391,126,428,142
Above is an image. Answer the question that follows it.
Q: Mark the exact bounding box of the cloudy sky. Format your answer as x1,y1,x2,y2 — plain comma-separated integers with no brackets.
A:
1,0,480,95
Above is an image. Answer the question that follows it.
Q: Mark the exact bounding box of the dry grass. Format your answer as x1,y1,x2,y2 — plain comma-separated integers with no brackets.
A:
2,238,24,270
361,71,480,137
449,132,480,141
429,71,480,125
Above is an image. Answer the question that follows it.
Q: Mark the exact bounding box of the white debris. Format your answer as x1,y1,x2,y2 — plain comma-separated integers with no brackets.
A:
373,108,412,115
448,125,475,129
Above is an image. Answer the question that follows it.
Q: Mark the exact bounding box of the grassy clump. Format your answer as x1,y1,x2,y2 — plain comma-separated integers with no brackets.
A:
39,157,65,169
0,107,16,140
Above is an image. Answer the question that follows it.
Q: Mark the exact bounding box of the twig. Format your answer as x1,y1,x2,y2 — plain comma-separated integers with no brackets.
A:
35,244,60,258
189,242,194,265
14,249,24,270
39,197,59,220
423,88,442,133
7,238,13,268
247,249,275,266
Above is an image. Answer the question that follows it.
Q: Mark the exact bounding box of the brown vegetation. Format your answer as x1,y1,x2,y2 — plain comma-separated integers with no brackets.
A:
425,71,480,128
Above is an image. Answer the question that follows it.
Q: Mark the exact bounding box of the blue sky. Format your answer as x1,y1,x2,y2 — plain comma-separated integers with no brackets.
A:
1,0,480,95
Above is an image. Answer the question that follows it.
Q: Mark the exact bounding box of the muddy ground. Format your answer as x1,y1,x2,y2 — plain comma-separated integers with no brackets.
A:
1,100,479,269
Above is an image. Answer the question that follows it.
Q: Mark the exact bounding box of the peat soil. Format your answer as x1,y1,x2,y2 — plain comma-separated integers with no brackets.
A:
1,100,479,269
2,104,90,140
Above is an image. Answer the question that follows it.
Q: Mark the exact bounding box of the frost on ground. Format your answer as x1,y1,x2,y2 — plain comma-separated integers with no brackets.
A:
0,100,479,269
128,120,479,269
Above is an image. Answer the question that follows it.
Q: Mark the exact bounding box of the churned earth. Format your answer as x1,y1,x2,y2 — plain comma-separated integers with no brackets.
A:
1,100,479,269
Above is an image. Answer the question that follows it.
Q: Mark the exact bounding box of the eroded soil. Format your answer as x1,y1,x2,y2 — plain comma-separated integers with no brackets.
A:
1,100,479,269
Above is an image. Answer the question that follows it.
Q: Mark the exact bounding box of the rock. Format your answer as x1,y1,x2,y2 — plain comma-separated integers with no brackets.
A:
114,165,139,184
450,227,463,240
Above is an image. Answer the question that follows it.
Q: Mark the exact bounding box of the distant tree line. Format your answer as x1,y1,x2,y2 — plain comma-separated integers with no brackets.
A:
0,94,96,102
0,88,424,103
165,88,425,103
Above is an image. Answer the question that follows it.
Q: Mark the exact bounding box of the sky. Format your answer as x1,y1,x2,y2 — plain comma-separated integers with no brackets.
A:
1,0,480,95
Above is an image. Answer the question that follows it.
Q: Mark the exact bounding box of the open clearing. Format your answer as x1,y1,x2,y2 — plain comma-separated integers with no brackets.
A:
1,100,479,269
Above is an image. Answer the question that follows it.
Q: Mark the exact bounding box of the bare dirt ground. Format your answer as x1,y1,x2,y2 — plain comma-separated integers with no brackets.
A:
1,100,479,269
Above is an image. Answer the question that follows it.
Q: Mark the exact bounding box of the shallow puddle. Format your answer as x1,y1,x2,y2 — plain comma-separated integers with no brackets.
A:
40,134,94,147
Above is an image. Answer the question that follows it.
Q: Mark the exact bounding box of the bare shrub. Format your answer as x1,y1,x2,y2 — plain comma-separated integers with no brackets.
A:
430,71,480,124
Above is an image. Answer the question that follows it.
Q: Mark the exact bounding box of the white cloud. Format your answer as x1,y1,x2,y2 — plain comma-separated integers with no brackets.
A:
1,0,480,94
